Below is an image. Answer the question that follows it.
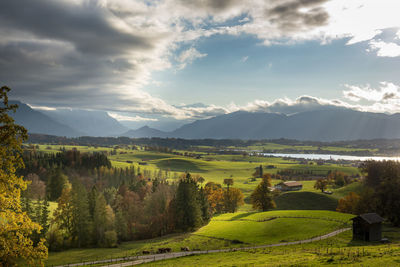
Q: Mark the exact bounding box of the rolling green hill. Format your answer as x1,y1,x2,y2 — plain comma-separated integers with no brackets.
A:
196,210,352,244
274,191,338,211
45,210,353,266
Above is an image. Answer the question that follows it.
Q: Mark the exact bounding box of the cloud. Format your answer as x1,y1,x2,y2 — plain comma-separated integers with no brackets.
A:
240,56,249,62
28,81,400,124
176,47,207,70
2,0,400,122
108,112,158,122
27,104,57,111
234,95,350,115
266,0,329,32
368,40,400,57
0,0,151,55
343,82,400,103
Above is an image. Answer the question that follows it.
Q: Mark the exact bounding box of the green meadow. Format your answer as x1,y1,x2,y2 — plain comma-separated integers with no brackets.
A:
45,210,354,266
34,144,361,212
225,142,378,154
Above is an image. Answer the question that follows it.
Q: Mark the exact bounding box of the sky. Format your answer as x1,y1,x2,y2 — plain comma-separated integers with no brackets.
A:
1,0,400,130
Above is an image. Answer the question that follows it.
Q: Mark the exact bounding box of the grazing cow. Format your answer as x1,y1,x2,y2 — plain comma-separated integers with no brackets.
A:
142,250,150,255
181,247,190,252
158,247,172,253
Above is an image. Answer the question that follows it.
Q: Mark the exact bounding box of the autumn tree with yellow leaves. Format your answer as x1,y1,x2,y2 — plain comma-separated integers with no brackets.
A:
0,86,47,266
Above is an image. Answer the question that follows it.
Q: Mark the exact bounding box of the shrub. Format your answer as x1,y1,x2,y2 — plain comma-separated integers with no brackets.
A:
104,230,118,248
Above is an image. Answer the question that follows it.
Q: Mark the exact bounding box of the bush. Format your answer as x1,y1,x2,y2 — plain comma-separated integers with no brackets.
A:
104,230,118,248
46,226,64,252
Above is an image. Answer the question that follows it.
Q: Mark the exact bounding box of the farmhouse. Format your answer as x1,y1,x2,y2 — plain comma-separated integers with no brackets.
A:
352,213,384,242
274,181,303,191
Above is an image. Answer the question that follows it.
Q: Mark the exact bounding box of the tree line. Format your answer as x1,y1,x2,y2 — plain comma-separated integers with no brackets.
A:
336,160,400,226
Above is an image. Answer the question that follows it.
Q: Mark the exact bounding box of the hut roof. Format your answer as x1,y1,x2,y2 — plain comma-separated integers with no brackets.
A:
352,213,384,224
283,181,302,187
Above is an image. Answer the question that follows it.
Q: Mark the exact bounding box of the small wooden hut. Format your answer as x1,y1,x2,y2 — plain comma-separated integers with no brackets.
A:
351,213,384,241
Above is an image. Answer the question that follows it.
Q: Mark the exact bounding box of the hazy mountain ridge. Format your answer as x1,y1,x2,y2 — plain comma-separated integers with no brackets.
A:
9,101,84,137
170,109,400,141
41,109,129,137
10,100,400,141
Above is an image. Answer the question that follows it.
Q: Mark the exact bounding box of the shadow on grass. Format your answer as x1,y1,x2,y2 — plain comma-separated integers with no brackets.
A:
228,212,257,221
156,158,208,173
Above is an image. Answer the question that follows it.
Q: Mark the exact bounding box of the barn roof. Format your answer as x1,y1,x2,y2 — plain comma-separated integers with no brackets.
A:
352,213,384,224
283,181,302,187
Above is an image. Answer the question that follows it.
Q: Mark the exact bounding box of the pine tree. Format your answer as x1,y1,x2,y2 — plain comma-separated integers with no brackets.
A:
93,193,108,246
88,186,98,218
71,179,92,247
53,187,73,240
47,168,68,200
199,188,210,223
174,173,202,231
21,196,34,216
250,174,276,211
115,209,128,242
40,198,50,238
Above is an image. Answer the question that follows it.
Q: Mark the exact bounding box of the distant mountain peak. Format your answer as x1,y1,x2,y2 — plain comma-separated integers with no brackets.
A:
8,100,84,137
121,125,167,138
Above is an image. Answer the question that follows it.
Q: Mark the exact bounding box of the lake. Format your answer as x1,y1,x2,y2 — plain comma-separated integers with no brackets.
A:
260,153,400,161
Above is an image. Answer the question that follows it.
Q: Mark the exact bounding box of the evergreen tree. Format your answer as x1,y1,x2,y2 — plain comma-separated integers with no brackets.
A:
199,188,211,223
174,173,202,231
53,187,73,241
40,198,50,238
47,168,68,201
71,180,92,247
114,209,128,242
21,196,34,217
88,186,98,218
250,174,276,211
93,193,108,246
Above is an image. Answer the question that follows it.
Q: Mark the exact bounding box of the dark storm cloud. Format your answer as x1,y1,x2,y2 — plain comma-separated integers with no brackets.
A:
0,0,151,55
268,0,329,32
382,92,397,101
0,0,167,114
178,0,240,12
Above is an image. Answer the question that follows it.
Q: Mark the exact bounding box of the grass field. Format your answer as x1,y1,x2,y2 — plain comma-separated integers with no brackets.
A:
45,210,354,266
33,144,362,212
195,210,352,245
142,222,400,267
142,240,400,266
46,221,400,267
227,142,378,154
331,181,363,199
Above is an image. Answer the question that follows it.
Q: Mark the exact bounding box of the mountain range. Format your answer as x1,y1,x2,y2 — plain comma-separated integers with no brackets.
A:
41,109,129,137
171,110,400,141
9,101,128,137
9,100,400,141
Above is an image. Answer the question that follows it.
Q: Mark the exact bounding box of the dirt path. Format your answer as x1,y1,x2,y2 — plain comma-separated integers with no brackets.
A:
52,228,350,267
